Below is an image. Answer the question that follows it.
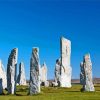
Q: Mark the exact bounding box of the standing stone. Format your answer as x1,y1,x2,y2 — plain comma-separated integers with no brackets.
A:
7,48,18,94
17,62,27,85
80,62,85,86
80,54,95,91
54,59,61,86
29,48,41,95
0,60,7,89
41,62,49,87
60,37,72,87
0,79,3,95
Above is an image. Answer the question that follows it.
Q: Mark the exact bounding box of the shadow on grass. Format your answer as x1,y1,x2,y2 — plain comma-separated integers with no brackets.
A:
95,86,100,87
64,91,80,92
16,94,28,96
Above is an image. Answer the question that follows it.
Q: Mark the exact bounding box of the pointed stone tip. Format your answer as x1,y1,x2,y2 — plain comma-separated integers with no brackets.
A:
84,53,90,58
20,62,24,65
32,47,39,49
83,53,91,62
61,36,65,40
32,47,39,52
12,48,18,53
43,62,46,65
42,62,47,68
32,48,39,55
13,48,18,50
85,53,90,56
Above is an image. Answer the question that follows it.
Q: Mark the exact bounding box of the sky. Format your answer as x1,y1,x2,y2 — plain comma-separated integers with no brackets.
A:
0,0,100,80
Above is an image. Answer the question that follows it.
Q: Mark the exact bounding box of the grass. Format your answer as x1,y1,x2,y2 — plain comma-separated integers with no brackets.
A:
0,84,100,100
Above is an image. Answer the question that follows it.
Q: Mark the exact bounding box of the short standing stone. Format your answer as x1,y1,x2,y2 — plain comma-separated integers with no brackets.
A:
29,48,41,95
0,60,7,89
17,62,27,85
0,79,3,95
80,54,95,91
41,62,49,87
54,59,61,86
80,62,85,86
7,48,18,94
60,37,72,87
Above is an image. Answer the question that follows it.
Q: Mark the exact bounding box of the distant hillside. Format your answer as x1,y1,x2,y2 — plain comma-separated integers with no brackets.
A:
47,78,100,84
71,78,100,84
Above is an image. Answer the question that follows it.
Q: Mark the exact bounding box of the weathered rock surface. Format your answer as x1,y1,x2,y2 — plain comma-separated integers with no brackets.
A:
53,37,72,87
7,48,18,94
0,60,7,89
41,62,49,87
29,48,41,95
54,59,61,86
17,62,26,85
80,54,95,91
0,79,3,94
60,37,72,87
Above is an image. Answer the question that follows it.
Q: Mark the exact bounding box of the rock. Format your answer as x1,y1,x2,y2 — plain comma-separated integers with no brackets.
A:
54,59,61,86
17,62,27,85
60,37,72,87
54,37,72,87
80,62,85,85
29,48,41,95
41,62,49,87
80,54,95,92
0,79,3,95
0,60,7,89
7,48,18,94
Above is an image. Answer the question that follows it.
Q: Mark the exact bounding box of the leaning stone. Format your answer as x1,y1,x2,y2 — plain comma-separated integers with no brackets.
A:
29,48,41,95
7,48,18,94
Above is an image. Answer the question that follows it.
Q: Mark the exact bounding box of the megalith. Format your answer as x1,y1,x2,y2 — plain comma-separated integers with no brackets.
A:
29,48,41,95
80,54,95,91
7,48,18,94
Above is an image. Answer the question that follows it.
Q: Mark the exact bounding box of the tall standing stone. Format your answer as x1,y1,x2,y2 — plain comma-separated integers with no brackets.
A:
41,62,49,87
7,48,18,94
0,79,3,95
0,60,7,89
60,37,72,87
17,62,26,85
29,48,41,95
80,54,95,91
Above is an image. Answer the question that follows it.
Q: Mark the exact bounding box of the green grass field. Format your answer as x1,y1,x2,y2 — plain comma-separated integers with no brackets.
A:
0,84,100,100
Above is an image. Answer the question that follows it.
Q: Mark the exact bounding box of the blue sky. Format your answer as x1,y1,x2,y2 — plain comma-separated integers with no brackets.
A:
0,0,100,79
